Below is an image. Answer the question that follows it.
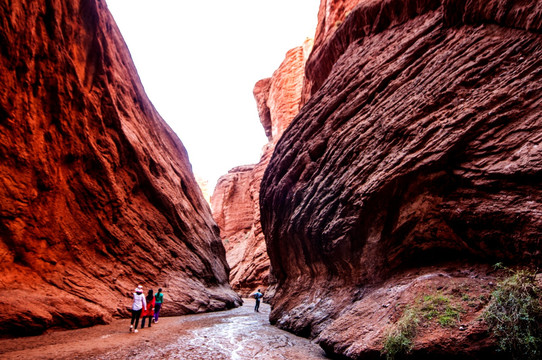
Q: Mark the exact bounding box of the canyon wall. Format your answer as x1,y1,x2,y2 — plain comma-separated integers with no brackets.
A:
260,0,542,358
211,42,312,297
0,0,240,336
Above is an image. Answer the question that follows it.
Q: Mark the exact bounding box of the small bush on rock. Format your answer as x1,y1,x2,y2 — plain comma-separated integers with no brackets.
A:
382,307,419,360
484,268,542,360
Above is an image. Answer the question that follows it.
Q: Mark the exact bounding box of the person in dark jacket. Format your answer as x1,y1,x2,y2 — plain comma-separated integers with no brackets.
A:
253,289,263,312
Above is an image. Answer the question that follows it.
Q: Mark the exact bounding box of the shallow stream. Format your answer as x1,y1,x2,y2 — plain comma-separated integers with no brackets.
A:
0,300,328,360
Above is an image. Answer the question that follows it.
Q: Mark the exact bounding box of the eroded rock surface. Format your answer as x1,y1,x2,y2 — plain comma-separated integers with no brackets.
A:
211,43,311,297
0,0,240,336
261,0,542,357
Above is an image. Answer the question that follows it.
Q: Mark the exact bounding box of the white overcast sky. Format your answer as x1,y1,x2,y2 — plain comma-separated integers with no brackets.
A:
104,0,321,189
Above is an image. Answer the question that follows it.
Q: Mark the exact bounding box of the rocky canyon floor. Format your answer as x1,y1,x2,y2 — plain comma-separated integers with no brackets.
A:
0,300,327,360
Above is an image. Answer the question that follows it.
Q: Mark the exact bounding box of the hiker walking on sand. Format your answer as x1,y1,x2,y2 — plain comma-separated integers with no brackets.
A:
253,289,263,312
141,289,155,328
130,285,147,333
153,288,164,323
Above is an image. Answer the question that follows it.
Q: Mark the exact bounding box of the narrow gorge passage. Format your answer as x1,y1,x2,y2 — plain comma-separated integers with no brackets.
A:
0,301,327,360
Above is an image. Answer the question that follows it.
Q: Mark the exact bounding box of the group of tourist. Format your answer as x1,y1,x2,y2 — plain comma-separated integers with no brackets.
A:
130,285,164,333
130,285,263,332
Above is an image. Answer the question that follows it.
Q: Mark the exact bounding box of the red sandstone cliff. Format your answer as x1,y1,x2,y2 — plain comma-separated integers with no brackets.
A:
211,42,312,297
0,0,240,336
261,0,542,358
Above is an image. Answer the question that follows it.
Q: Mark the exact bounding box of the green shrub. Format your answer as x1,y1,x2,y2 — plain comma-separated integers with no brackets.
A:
484,268,542,360
382,307,419,360
420,293,461,327
382,291,467,359
438,306,460,327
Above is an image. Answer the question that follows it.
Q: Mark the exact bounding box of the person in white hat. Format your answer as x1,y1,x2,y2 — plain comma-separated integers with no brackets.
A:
130,285,147,333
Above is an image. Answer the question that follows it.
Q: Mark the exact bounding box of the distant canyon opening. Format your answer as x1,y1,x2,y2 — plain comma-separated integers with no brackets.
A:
209,39,313,298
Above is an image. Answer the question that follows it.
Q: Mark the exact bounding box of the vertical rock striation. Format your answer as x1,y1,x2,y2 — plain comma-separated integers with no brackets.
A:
211,42,312,297
261,0,542,357
0,0,240,336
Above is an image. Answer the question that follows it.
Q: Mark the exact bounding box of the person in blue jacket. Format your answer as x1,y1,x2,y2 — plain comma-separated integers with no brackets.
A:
253,289,263,312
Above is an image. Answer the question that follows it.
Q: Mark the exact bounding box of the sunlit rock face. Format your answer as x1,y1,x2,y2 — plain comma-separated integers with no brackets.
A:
211,165,256,281
211,43,312,297
0,0,240,336
261,0,542,357
301,0,362,104
195,175,212,204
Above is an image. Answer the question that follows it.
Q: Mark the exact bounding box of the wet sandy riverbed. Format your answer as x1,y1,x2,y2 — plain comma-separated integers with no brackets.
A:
0,300,328,360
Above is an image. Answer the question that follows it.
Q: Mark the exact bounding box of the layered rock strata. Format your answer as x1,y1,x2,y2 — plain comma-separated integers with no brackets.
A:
261,0,542,357
211,43,312,296
0,0,240,336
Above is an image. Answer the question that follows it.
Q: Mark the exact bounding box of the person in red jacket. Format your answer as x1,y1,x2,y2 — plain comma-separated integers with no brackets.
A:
141,289,155,328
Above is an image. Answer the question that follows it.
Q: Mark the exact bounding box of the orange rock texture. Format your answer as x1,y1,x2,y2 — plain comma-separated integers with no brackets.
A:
261,0,542,357
211,42,312,297
0,0,240,336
